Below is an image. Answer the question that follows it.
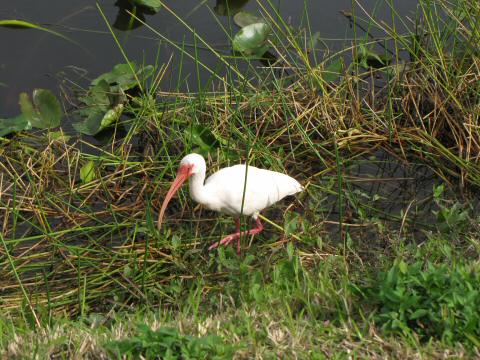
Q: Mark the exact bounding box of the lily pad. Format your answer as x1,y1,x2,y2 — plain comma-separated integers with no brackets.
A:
19,89,62,129
129,0,161,12
73,103,124,136
0,114,30,137
233,11,265,28
79,80,111,109
73,62,153,135
91,62,154,92
80,161,96,183
232,22,271,57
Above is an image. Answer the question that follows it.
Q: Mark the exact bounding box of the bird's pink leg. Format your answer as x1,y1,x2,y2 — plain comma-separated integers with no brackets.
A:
208,218,264,255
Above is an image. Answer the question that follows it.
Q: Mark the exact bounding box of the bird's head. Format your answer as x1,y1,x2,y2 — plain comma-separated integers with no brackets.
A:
157,153,206,229
178,153,206,175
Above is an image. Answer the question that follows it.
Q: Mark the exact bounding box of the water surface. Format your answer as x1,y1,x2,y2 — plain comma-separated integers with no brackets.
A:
1,0,418,116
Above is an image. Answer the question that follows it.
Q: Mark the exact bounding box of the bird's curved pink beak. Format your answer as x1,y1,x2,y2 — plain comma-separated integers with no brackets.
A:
157,164,193,229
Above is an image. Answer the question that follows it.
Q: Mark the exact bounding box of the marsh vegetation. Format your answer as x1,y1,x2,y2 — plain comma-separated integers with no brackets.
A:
1,0,480,358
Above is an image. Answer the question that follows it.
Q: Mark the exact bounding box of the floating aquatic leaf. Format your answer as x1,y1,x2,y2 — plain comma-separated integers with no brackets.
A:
79,80,111,110
73,63,153,135
19,89,62,129
0,88,61,137
73,103,124,136
232,22,271,57
80,161,96,183
233,11,265,28
73,110,105,136
129,0,162,12
0,114,30,137
91,62,154,92
101,104,124,128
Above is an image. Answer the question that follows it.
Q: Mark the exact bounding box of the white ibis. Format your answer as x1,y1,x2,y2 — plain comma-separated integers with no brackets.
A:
157,153,303,254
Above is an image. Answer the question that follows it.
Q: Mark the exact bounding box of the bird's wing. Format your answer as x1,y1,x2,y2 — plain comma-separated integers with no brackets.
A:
204,165,302,216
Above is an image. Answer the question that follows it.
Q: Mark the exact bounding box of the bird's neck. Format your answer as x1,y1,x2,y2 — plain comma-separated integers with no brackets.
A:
188,171,210,205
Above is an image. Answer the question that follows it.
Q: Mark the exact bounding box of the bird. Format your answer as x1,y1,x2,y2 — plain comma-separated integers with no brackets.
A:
157,153,303,254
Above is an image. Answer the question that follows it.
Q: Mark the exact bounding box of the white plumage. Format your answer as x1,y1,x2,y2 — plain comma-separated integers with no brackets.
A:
157,153,303,254
198,164,302,217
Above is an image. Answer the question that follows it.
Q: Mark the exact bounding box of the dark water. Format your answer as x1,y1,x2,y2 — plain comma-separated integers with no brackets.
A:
1,0,418,117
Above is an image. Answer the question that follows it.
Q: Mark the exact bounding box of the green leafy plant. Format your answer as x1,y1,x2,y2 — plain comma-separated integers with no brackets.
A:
90,62,154,93
0,89,62,137
368,260,480,346
0,116,30,137
432,184,469,235
73,62,153,135
106,325,237,359
233,11,264,28
186,124,221,156
232,22,271,58
19,90,62,129
80,161,96,183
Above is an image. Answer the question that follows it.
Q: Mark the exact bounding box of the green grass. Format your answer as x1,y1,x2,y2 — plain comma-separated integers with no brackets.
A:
1,0,480,357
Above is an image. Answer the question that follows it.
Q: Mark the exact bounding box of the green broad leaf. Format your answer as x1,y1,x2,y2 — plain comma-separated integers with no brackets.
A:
232,22,271,57
80,160,96,183
91,62,154,92
32,89,62,127
0,114,30,137
398,260,408,274
409,309,429,320
433,184,445,200
233,11,265,28
321,58,343,82
19,89,62,129
129,0,162,12
79,80,111,109
73,109,105,135
73,104,124,136
100,105,123,128
355,44,391,69
186,125,220,156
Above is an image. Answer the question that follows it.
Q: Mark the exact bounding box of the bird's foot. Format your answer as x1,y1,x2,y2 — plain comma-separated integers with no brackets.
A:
208,234,240,253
